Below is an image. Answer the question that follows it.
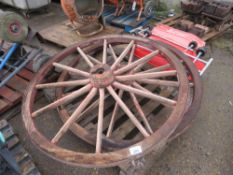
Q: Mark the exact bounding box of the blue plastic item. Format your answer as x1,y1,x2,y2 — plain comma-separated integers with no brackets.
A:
103,5,153,33
0,131,5,144
0,41,42,88
0,43,20,71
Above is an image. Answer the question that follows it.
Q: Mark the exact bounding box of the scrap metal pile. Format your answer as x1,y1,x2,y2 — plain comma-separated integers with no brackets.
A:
178,0,233,35
61,0,157,37
22,35,203,168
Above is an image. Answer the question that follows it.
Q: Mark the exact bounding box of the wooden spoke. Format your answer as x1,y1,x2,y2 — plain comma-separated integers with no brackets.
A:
190,82,194,87
109,44,117,61
96,89,105,153
53,62,90,77
133,82,150,93
111,40,135,70
88,55,102,64
116,70,177,82
128,44,136,64
36,79,90,89
51,88,97,144
113,82,177,107
77,47,94,68
107,86,150,137
103,39,107,64
107,43,139,137
106,90,124,137
129,93,153,134
138,79,180,87
32,84,92,118
77,94,110,122
133,60,148,73
115,50,159,75
142,64,171,73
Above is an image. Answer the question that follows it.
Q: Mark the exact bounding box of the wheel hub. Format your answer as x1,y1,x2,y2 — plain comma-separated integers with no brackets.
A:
90,64,114,88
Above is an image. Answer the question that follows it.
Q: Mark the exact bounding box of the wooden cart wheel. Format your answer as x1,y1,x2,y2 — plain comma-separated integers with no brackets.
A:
22,35,190,168
55,39,203,148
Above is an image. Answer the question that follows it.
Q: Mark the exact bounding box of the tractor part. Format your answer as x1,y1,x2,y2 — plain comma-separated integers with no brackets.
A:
189,24,209,37
194,24,210,34
61,0,104,37
22,35,190,168
181,0,233,31
148,24,213,75
0,11,28,43
181,0,205,15
176,19,194,32
196,47,206,58
202,1,233,20
188,41,198,50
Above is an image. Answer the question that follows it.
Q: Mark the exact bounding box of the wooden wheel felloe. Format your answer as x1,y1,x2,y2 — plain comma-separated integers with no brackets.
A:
22,35,190,168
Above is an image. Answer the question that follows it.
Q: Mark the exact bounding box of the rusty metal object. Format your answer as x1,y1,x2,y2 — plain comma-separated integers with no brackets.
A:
181,0,233,33
107,0,156,21
194,24,210,34
181,0,206,15
181,0,233,22
202,1,233,20
22,35,190,168
176,19,194,32
61,0,104,36
108,0,126,16
61,0,104,24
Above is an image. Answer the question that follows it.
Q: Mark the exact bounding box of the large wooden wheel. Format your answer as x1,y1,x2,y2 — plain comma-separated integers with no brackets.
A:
55,39,203,148
22,35,190,168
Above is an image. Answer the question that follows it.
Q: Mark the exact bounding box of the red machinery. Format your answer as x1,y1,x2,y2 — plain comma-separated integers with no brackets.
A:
133,24,213,75
107,0,143,20
107,0,157,21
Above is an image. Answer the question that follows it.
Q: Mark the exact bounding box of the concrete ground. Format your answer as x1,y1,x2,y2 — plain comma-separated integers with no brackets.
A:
2,2,233,175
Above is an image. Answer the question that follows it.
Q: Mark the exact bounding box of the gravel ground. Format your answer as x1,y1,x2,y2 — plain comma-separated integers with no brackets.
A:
4,1,233,175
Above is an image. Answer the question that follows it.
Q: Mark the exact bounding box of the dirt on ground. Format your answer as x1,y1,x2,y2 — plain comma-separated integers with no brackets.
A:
4,2,233,175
